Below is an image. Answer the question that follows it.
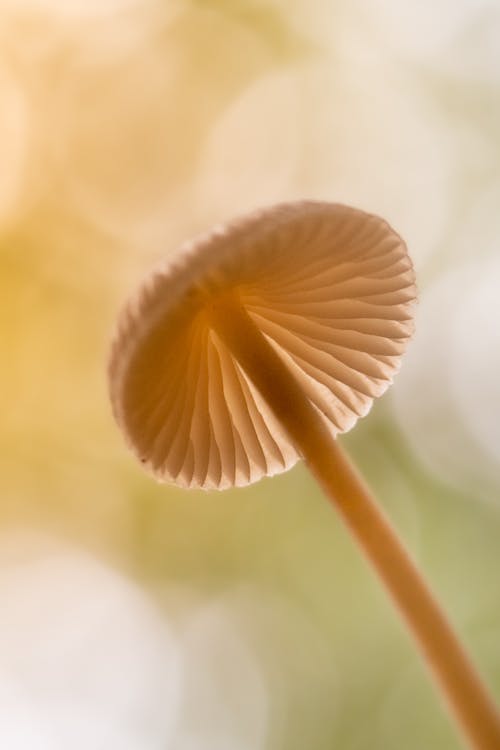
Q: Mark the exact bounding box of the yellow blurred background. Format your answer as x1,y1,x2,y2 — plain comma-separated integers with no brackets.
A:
0,1,499,748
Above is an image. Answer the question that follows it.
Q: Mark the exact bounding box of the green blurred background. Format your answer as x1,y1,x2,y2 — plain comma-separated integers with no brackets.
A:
0,1,499,748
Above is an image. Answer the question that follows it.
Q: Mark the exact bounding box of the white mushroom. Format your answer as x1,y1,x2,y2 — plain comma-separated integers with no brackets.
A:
109,200,500,750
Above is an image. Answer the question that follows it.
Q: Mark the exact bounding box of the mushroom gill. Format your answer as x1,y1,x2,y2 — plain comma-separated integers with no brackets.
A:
109,201,414,489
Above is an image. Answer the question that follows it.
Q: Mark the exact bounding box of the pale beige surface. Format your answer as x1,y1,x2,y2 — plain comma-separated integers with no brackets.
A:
109,201,416,489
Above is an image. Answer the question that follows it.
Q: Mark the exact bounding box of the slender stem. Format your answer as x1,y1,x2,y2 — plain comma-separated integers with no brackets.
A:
209,296,500,750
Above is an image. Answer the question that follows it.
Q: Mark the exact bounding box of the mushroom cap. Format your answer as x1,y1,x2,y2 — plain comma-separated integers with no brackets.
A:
109,201,416,490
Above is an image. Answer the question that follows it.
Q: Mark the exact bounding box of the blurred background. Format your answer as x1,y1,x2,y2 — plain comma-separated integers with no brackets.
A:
0,1,499,748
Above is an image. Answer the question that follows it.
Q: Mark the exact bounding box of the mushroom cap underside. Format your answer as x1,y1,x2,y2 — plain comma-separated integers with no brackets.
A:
109,201,416,489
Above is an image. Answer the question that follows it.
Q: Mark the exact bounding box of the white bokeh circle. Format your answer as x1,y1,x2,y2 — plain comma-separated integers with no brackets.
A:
392,258,500,503
0,530,182,750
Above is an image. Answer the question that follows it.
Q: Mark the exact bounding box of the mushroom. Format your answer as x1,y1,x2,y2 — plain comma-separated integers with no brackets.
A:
108,201,500,750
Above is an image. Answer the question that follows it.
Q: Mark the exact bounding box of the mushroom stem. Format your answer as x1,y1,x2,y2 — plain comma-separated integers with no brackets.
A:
209,296,500,750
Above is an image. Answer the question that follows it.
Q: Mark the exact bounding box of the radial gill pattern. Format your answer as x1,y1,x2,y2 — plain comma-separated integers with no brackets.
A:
109,201,416,489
